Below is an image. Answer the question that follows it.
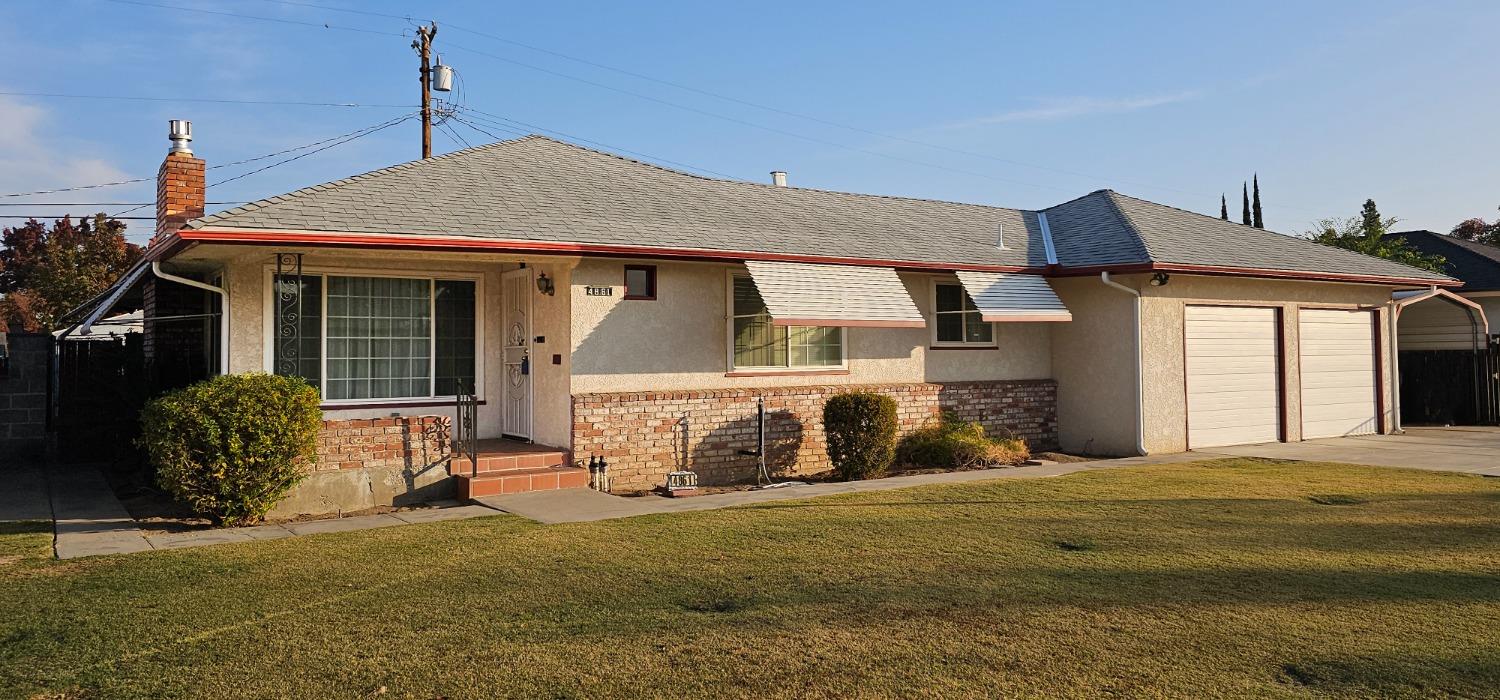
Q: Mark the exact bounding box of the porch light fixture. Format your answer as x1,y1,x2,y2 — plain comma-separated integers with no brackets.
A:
536,272,555,296
1149,272,1170,287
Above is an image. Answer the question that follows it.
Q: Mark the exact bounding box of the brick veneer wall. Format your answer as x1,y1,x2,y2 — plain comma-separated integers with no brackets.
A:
314,416,450,473
572,380,1057,491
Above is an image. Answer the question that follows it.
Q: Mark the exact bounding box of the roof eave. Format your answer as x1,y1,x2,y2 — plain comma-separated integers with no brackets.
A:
176,227,1044,273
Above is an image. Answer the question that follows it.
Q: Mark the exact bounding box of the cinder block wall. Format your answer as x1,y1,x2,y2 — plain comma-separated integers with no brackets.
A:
0,334,49,461
572,380,1058,490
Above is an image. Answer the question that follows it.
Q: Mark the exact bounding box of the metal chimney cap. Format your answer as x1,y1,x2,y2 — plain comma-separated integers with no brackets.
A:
770,171,787,187
168,119,193,155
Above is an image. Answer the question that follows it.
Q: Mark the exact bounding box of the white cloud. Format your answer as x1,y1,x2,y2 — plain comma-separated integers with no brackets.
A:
944,91,1200,129
0,96,144,235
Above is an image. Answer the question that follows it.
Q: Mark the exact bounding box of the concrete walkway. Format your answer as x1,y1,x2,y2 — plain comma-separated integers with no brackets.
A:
475,452,1211,524
49,465,154,559
1208,426,1500,477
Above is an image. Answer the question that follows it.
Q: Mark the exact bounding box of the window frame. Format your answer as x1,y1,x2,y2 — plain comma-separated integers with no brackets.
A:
622,264,657,301
930,278,997,349
724,271,847,373
261,265,484,406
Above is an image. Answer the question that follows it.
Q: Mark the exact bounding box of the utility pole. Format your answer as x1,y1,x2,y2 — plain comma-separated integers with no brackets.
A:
413,22,438,159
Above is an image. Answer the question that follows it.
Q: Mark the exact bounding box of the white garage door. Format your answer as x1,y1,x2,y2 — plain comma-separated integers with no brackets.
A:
1185,306,1282,448
1299,309,1379,439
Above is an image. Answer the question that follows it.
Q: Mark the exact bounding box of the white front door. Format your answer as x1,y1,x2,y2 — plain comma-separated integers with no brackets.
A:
1299,309,1379,439
501,268,533,440
1185,305,1283,448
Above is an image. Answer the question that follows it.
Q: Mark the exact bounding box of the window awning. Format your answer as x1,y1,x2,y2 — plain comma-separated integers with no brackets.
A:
742,260,926,328
954,271,1072,322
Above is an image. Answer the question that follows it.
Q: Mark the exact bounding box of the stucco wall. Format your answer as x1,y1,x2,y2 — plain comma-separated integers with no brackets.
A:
1047,276,1140,456
568,258,1054,393
1137,274,1398,454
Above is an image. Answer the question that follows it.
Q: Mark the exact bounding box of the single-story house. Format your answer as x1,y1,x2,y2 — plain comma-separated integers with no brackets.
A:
1385,230,1499,424
74,121,1457,515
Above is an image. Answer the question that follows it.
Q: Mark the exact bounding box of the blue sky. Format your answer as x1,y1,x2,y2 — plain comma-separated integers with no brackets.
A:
3,0,1497,244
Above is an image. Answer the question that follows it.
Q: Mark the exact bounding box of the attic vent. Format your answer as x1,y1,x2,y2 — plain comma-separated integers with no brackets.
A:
770,171,787,187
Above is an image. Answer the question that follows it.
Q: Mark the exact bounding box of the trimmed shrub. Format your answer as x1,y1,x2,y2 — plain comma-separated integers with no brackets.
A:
139,373,322,526
822,392,898,480
896,413,1030,470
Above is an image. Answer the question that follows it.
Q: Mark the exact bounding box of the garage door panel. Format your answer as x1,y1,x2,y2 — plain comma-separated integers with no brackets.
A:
1298,309,1378,439
1185,306,1281,448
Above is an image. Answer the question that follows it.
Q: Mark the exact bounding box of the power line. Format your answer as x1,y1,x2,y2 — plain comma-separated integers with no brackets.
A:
0,215,154,220
0,91,413,109
441,46,1067,194
451,112,742,180
1,178,153,199
100,0,404,37
0,202,246,207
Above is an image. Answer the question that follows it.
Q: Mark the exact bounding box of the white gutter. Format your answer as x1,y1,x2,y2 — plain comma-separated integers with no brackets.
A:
1100,271,1146,456
151,261,229,375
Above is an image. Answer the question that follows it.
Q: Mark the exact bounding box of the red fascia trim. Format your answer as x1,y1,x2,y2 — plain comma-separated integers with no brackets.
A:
177,228,1041,273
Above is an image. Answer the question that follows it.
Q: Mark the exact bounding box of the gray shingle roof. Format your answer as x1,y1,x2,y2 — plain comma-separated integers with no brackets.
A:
1389,230,1500,291
1044,190,1451,281
190,134,1451,283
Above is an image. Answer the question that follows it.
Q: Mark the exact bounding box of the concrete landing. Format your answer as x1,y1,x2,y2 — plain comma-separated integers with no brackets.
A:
476,452,1213,524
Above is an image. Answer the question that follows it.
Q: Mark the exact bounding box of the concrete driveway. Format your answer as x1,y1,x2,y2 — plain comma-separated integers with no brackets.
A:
1205,426,1500,476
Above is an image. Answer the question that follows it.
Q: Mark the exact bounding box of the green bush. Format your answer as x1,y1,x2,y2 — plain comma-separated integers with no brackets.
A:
896,413,1030,470
139,373,322,526
822,392,898,480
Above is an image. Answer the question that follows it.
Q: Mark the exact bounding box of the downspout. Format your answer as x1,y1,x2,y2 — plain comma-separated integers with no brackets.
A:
1099,271,1146,456
1388,298,1403,434
151,261,229,375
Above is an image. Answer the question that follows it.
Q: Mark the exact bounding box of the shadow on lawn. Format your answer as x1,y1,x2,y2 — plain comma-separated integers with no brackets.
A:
1278,652,1500,696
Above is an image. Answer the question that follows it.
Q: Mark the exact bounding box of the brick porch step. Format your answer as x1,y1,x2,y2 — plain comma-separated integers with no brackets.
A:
456,466,589,499
449,449,567,476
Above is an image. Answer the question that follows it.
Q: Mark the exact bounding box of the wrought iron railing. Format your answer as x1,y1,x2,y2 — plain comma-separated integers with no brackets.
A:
454,379,479,477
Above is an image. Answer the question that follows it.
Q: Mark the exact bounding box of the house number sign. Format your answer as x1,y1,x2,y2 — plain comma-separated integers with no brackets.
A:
586,286,614,296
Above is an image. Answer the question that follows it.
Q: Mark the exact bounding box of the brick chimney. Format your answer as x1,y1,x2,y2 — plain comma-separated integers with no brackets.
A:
153,119,205,246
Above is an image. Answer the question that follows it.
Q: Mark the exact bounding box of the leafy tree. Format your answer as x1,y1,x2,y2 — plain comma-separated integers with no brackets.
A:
1251,174,1264,229
1451,207,1500,245
1241,182,1251,226
1220,194,1229,220
0,214,142,332
1306,199,1446,273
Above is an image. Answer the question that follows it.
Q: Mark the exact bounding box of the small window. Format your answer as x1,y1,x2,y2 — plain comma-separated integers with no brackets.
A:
624,265,656,300
934,281,994,346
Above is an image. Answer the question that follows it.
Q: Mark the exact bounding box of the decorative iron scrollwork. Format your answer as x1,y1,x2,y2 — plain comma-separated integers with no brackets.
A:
274,252,305,378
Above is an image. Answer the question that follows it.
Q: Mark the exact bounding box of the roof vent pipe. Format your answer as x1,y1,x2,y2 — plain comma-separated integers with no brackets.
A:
168,119,193,155
770,171,787,187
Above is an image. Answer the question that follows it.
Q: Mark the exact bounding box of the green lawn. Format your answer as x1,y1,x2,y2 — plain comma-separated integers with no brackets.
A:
2,459,1497,699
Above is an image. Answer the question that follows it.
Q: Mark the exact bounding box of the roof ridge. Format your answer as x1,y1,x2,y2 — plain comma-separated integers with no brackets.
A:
191,136,546,229
1095,190,1159,261
529,134,1032,213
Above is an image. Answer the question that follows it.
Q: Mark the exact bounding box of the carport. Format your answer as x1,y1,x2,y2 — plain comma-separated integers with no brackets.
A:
1391,288,1496,428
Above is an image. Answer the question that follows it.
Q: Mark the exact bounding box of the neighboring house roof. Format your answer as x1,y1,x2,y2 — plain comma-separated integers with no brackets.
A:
1389,230,1500,291
180,134,1452,285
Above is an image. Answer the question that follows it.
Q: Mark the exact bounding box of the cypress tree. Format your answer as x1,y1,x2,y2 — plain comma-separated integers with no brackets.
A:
1220,194,1229,220
1252,174,1264,228
1242,182,1251,225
